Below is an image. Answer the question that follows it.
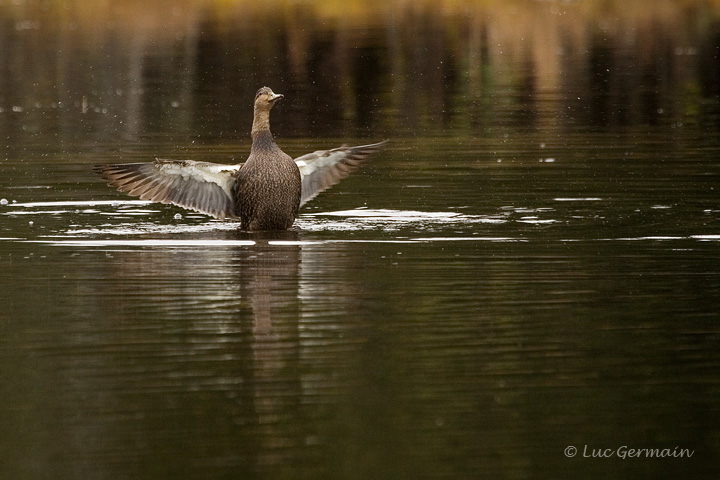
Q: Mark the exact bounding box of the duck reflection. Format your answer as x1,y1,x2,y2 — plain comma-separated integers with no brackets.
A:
234,230,302,336
73,229,328,476
231,230,305,471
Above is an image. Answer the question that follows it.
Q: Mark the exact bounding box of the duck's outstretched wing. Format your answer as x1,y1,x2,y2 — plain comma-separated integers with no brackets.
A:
94,159,241,219
294,140,387,207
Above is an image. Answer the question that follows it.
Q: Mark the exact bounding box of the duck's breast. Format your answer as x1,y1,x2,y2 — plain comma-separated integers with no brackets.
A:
236,154,301,230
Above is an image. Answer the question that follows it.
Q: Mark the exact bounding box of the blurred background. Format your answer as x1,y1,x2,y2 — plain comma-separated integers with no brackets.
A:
1,0,719,146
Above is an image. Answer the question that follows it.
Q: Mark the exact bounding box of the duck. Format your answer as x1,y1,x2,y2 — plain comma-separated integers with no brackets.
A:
94,87,386,231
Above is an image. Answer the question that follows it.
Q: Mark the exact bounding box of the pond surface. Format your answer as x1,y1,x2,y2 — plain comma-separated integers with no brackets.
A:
1,1,720,479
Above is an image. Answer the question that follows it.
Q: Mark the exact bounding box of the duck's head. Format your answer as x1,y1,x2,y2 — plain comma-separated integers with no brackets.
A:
255,87,283,110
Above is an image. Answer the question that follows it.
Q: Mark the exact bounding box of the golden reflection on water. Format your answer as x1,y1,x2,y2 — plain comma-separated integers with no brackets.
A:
1,0,718,143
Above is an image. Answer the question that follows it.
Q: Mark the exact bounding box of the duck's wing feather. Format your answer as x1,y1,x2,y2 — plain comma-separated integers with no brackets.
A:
94,159,241,219
294,140,387,207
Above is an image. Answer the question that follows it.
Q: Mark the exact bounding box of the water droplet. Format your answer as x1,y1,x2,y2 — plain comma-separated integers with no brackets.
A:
174,213,183,220
0,198,8,205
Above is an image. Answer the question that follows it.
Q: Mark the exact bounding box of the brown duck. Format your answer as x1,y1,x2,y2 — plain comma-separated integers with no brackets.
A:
94,87,386,231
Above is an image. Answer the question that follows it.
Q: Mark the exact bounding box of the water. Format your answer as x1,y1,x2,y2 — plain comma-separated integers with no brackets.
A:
2,1,720,479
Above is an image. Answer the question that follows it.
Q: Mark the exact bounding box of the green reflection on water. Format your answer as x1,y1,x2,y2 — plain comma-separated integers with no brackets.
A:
0,0,718,151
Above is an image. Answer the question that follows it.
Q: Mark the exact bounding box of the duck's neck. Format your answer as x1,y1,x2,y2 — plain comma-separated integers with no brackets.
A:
251,129,277,154
251,107,278,153
251,105,272,139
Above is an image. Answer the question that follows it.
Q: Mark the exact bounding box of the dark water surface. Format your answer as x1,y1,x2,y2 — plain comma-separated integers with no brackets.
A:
2,1,720,479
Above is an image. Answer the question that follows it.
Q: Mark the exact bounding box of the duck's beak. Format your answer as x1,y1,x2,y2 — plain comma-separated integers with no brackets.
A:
269,92,284,103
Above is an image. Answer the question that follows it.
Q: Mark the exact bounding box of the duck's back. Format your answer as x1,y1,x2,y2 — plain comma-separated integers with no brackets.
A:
236,132,301,230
